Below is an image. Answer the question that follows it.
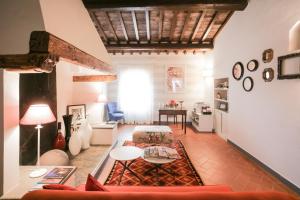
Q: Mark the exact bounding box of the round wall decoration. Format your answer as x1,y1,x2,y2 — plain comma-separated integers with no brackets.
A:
243,76,254,92
232,62,244,80
247,59,259,72
262,68,274,82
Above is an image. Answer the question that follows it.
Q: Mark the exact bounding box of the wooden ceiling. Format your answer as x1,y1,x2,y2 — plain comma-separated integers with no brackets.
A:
83,0,248,54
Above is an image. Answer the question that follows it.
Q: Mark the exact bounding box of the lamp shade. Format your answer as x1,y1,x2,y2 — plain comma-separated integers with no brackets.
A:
20,104,56,125
97,94,107,103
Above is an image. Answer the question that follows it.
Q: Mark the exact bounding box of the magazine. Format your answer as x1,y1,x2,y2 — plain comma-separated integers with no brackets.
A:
44,167,73,179
144,147,180,159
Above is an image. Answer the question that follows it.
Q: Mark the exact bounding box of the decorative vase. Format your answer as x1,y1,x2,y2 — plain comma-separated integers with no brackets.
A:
53,122,66,150
69,131,82,156
63,114,73,151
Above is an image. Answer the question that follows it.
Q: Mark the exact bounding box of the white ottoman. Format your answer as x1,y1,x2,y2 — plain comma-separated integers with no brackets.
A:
91,122,118,145
40,149,69,166
132,125,174,144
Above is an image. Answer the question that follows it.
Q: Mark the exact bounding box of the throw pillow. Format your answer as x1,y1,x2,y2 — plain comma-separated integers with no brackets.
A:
43,184,78,191
85,174,108,191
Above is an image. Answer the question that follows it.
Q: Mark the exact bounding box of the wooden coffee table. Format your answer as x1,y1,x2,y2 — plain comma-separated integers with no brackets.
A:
109,146,143,185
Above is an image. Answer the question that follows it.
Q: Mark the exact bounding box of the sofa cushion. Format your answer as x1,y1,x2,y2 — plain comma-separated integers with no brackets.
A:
43,184,78,191
85,174,108,191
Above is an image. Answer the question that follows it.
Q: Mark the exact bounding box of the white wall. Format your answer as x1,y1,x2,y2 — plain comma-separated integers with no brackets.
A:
56,61,74,131
72,82,107,124
56,61,107,127
108,53,214,122
39,0,111,66
0,70,19,195
214,0,300,187
0,0,45,54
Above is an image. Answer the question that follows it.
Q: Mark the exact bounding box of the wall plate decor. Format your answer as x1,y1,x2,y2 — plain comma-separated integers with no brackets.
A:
243,76,254,92
278,52,300,79
232,62,244,80
247,59,259,72
262,49,273,63
263,68,274,82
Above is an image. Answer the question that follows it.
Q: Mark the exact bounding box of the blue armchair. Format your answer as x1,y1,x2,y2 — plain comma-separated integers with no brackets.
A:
106,102,125,123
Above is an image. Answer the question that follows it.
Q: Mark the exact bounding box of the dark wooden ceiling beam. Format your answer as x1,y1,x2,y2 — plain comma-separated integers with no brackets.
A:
105,43,213,51
118,11,129,41
83,0,248,11
131,11,140,41
201,11,217,41
0,31,113,73
103,12,119,41
158,11,164,41
180,11,192,42
89,11,108,43
190,11,206,42
169,11,178,40
212,11,233,40
145,10,151,41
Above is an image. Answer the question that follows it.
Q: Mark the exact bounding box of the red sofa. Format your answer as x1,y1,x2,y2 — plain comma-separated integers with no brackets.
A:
21,186,298,200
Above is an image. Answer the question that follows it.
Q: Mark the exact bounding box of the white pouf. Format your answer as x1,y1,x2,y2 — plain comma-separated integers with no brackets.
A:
40,149,69,166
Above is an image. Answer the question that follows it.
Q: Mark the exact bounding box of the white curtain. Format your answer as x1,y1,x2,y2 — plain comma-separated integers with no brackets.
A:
118,66,154,124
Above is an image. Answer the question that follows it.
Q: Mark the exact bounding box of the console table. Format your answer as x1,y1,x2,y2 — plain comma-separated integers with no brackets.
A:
158,109,187,134
0,166,76,200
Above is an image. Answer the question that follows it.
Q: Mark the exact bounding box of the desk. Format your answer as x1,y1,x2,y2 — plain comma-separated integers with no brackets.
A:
158,109,187,134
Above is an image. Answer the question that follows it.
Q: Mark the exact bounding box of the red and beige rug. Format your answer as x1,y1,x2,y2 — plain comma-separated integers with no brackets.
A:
105,141,203,186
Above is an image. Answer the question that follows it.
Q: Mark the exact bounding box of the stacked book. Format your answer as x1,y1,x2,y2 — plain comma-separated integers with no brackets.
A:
144,146,180,159
32,167,76,190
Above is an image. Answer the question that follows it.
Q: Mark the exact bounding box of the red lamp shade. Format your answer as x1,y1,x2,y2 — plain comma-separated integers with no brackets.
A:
20,104,56,125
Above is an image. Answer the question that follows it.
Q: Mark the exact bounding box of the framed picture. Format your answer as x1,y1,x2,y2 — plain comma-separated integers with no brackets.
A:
67,104,86,122
232,62,244,80
166,66,185,93
278,52,300,80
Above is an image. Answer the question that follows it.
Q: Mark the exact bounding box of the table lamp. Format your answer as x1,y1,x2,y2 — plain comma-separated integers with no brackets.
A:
20,104,56,178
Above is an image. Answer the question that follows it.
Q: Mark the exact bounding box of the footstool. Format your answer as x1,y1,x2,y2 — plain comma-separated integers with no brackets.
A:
132,125,174,144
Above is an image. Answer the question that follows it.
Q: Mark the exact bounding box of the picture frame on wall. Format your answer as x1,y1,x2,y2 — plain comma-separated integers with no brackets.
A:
232,62,244,80
67,104,86,122
166,65,185,93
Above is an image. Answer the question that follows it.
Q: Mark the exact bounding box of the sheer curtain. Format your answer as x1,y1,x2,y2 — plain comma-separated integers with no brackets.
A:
118,66,153,124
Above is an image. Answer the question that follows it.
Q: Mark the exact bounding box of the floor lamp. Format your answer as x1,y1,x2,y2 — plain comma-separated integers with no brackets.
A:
20,104,56,178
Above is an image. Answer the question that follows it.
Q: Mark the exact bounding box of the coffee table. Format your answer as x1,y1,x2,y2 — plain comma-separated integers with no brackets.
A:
142,146,179,184
109,146,143,185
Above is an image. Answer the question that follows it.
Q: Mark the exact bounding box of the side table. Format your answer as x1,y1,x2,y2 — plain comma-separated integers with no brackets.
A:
109,146,142,185
91,122,118,145
0,166,76,200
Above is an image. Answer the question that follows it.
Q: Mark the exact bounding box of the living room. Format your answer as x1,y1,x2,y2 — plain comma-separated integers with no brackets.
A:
0,0,299,200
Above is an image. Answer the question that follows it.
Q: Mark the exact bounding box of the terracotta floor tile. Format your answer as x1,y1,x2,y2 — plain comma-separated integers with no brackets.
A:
110,124,299,198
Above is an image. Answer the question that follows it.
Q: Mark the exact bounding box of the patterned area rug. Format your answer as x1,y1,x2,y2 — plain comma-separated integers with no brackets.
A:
104,141,203,186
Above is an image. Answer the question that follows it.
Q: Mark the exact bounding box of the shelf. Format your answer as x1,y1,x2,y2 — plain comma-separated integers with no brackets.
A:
214,88,228,91
215,98,228,103
192,119,199,125
215,108,228,113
